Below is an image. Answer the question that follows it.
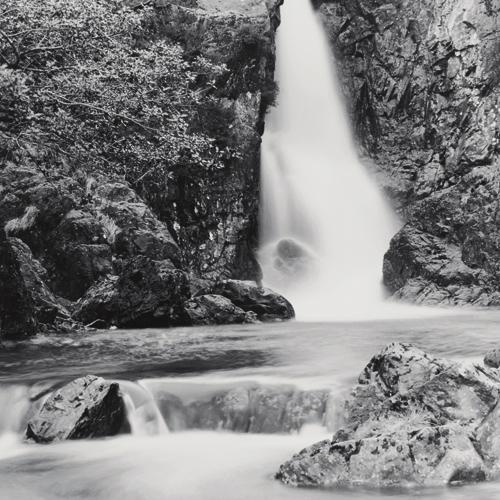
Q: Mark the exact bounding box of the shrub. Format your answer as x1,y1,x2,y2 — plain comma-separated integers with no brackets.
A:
0,0,236,188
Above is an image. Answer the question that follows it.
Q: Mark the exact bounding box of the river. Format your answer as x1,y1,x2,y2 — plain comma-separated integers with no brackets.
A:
2,309,500,499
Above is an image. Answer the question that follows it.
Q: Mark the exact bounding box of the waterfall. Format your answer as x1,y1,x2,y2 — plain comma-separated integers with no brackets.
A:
259,0,403,321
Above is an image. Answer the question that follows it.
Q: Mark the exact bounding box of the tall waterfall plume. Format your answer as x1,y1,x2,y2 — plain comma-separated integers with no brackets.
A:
259,0,402,321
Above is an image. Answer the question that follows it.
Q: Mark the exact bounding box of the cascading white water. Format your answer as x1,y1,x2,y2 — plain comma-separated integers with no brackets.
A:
259,0,404,321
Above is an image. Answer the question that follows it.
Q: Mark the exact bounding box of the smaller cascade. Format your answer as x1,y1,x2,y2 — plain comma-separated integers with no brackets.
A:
0,385,31,455
119,380,169,436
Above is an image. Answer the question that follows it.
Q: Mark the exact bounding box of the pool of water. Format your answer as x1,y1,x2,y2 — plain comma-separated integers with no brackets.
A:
1,308,500,500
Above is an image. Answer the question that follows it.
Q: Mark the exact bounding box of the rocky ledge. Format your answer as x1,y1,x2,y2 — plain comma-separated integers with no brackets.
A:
277,342,500,487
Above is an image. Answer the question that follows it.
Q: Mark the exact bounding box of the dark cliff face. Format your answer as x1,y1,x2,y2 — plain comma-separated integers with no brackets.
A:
317,0,500,306
141,0,282,282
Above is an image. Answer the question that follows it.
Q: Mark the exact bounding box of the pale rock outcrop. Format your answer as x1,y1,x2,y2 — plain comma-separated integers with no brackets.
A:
276,343,500,487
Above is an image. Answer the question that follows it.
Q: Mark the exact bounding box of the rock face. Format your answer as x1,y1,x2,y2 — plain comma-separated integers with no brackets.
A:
317,0,500,305
277,343,500,487
198,279,295,321
26,375,125,443
73,256,190,328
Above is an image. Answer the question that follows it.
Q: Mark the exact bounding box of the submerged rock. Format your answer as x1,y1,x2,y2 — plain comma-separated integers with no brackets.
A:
273,238,313,279
198,279,295,321
25,375,125,443
277,342,500,488
156,385,330,434
73,256,190,328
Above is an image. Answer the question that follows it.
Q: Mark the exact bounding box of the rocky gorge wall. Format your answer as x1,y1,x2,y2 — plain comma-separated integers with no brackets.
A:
144,0,282,282
316,0,500,306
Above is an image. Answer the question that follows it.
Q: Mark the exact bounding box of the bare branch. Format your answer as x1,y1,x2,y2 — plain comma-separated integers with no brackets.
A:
19,45,65,60
45,91,162,133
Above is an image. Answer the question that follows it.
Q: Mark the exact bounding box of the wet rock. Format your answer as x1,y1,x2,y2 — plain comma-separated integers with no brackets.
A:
186,386,253,432
25,375,125,443
156,393,189,432
179,294,247,326
198,279,295,321
484,344,500,368
277,342,500,488
0,231,38,339
247,386,295,433
273,238,312,278
276,425,487,487
73,256,190,328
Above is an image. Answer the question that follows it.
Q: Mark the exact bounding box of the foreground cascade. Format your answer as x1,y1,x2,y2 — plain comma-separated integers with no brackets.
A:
277,342,500,487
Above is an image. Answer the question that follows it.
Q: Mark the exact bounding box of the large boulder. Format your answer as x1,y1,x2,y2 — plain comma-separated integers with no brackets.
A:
25,375,125,443
197,279,295,321
179,294,248,326
0,231,38,339
277,425,487,487
343,343,500,435
94,183,181,266
73,256,190,328
277,343,500,488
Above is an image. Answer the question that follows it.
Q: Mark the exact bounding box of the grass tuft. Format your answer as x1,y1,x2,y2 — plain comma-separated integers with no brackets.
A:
5,205,39,235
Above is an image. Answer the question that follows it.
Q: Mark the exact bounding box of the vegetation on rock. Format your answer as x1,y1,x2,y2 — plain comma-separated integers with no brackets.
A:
0,0,235,191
